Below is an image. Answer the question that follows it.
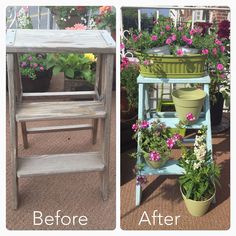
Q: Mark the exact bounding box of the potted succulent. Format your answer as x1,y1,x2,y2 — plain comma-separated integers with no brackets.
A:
46,53,96,91
131,119,183,169
178,126,221,217
19,53,53,92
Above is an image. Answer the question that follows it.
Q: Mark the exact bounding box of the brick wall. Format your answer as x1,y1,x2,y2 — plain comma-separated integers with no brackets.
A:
210,10,229,23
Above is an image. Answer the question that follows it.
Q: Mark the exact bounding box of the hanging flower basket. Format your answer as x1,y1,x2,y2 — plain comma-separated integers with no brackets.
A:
135,52,207,78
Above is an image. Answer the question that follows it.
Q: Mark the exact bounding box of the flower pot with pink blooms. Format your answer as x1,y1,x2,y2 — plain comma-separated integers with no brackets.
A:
123,16,229,79
19,53,53,92
172,88,206,125
131,119,183,169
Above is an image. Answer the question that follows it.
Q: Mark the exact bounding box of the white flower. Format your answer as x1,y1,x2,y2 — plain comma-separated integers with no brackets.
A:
193,162,201,170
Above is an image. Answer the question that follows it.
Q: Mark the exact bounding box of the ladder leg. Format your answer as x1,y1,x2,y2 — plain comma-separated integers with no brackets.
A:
144,84,151,119
21,122,29,149
136,184,142,206
92,119,98,144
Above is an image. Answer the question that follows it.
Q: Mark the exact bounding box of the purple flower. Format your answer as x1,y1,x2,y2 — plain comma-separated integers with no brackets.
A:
132,123,138,132
216,63,224,71
141,120,149,129
186,38,192,45
136,175,147,186
151,35,158,41
149,151,161,161
28,56,32,61
132,34,139,42
39,66,44,71
165,38,172,45
176,49,183,56
166,138,175,149
178,26,183,31
201,49,209,55
186,112,196,121
182,35,188,42
189,29,196,35
21,61,27,67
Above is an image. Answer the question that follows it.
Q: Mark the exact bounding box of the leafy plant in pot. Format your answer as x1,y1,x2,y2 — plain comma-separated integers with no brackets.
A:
178,126,221,217
47,53,96,91
19,53,53,92
131,119,183,169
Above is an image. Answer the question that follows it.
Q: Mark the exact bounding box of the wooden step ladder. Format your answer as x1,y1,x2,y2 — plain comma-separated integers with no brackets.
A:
6,29,115,209
136,75,212,206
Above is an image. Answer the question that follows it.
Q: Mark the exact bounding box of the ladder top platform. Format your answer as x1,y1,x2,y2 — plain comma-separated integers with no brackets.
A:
6,29,115,54
137,74,210,84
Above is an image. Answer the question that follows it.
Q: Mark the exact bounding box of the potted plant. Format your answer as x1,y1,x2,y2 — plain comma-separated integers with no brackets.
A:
131,119,183,169
123,17,229,79
19,53,53,92
172,88,206,124
178,126,221,217
46,53,96,91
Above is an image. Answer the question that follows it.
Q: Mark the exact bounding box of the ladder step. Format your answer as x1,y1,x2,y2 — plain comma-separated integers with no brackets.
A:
148,117,206,129
27,124,93,134
16,100,106,122
141,160,184,175
17,152,104,177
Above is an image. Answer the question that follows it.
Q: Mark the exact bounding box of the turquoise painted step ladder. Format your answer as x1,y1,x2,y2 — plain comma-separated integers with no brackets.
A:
136,74,212,206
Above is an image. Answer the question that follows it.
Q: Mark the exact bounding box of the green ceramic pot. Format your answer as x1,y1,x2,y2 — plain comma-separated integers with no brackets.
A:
180,187,215,217
143,151,169,169
135,52,207,78
172,88,206,124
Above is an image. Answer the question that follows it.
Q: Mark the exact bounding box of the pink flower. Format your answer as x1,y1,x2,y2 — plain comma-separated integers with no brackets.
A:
149,151,161,161
186,112,196,121
166,138,175,149
141,120,149,129
65,23,87,30
120,43,125,50
136,175,147,186
120,57,129,70
212,48,218,56
39,66,44,71
172,133,183,141
215,39,222,45
28,56,32,61
165,38,172,45
182,35,188,42
33,63,38,68
178,26,183,31
201,49,209,55
165,25,171,31
189,29,196,35
186,38,192,45
151,35,158,41
216,63,224,71
132,123,138,132
176,49,184,56
160,31,165,35
220,45,225,53
132,34,139,42
143,60,150,66
220,73,226,79
171,34,176,41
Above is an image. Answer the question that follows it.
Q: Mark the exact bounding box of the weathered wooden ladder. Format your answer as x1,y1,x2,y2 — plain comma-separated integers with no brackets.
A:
6,29,115,209
136,75,212,206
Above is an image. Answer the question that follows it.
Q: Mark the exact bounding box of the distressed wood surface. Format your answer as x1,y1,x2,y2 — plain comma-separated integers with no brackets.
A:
17,152,104,177
6,29,115,53
7,54,19,209
27,124,93,134
20,122,28,149
22,91,96,100
16,100,106,121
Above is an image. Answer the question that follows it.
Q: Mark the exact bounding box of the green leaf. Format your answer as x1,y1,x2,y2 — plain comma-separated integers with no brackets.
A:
65,68,74,79
53,66,62,76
